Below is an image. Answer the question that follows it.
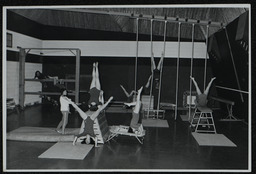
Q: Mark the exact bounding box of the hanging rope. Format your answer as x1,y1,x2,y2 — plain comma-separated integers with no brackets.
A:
156,20,167,118
224,27,244,102
203,25,209,91
134,18,139,92
147,19,154,118
188,23,195,120
175,22,181,120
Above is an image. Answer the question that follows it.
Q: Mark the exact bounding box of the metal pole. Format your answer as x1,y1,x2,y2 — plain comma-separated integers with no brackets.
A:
157,20,167,119
224,27,244,102
147,19,154,118
188,23,195,121
175,22,181,120
75,49,80,104
203,25,209,91
135,18,139,92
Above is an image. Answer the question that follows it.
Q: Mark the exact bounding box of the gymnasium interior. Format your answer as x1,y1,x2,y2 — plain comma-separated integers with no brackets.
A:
3,5,252,172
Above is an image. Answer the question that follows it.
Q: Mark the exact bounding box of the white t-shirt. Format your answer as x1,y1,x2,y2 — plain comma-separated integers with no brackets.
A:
60,96,70,112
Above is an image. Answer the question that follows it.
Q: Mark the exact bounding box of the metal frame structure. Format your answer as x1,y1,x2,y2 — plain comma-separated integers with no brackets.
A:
18,47,81,109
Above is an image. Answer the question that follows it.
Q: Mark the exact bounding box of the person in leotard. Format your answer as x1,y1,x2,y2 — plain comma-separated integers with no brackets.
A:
70,96,113,146
88,62,104,111
190,76,216,107
124,86,144,135
145,52,164,109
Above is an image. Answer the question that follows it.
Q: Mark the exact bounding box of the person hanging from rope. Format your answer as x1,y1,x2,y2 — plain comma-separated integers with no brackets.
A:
88,62,104,111
120,85,137,103
145,51,164,108
190,76,216,107
124,86,144,135
71,96,113,146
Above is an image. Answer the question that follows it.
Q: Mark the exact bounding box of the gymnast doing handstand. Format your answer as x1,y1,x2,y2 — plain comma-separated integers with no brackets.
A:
70,96,113,146
88,62,104,111
124,86,144,135
190,76,216,107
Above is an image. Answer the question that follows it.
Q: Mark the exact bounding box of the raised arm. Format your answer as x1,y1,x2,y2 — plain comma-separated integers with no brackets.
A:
63,97,88,120
91,96,113,120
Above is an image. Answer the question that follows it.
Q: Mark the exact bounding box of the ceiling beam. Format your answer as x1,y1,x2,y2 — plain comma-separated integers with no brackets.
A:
54,8,223,27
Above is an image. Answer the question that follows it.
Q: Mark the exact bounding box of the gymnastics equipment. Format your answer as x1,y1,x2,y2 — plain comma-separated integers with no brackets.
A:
190,106,217,134
75,110,110,145
106,125,146,144
58,8,223,27
179,91,197,121
188,24,195,121
203,25,209,91
18,47,81,109
174,22,181,120
224,27,244,102
147,19,154,118
134,18,139,92
211,96,241,121
143,109,165,119
156,20,167,118
147,19,167,119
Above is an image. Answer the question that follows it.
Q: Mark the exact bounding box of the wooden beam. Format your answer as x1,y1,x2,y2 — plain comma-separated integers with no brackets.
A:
25,79,76,82
19,48,26,109
24,92,76,96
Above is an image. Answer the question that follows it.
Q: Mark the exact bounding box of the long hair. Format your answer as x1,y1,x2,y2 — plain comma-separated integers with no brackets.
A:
60,88,68,96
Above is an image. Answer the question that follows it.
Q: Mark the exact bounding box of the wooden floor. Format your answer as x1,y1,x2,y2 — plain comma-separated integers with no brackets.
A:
4,104,250,172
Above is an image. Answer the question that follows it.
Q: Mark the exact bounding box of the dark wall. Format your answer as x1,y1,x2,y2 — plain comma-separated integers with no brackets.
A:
42,56,216,107
208,11,249,121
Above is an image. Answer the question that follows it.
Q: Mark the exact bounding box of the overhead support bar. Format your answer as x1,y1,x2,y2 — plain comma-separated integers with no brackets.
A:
55,8,223,27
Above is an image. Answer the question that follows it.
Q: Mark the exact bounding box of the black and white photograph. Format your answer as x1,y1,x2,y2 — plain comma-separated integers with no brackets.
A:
2,3,253,172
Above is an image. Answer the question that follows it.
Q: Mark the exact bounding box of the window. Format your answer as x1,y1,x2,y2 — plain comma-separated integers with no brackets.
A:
7,33,12,48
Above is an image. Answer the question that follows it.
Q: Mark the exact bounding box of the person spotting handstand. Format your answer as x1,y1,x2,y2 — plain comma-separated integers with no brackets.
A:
56,89,73,134
124,86,144,135
70,96,113,146
190,76,216,107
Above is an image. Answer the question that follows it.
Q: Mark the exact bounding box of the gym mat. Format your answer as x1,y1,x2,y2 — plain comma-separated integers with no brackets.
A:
142,119,169,128
38,142,93,160
192,132,237,147
7,127,79,142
